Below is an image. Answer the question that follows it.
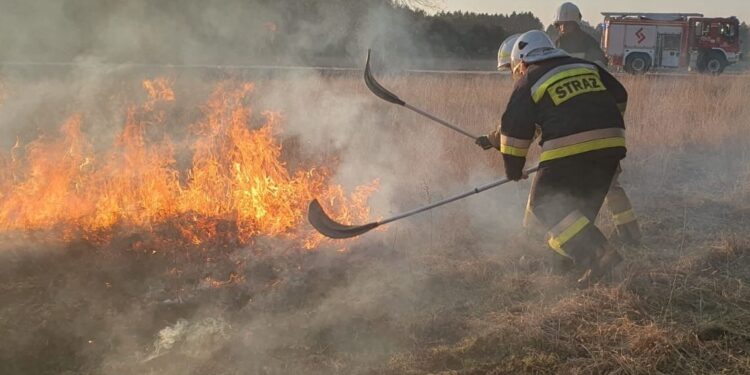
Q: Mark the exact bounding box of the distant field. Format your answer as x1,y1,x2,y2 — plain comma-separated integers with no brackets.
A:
0,57,747,75
1,71,750,374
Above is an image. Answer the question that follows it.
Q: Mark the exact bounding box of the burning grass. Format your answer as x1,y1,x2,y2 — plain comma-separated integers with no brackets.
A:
0,78,376,249
1,71,750,374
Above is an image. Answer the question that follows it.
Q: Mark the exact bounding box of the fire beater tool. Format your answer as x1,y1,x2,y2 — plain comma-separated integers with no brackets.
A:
364,49,479,140
308,166,539,239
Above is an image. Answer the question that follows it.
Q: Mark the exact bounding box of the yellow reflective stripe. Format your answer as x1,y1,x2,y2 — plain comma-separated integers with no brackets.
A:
500,135,533,148
543,128,625,150
613,209,637,225
532,67,600,103
548,216,590,253
549,245,574,259
540,137,625,162
500,145,529,157
531,63,598,97
547,74,607,106
550,211,583,235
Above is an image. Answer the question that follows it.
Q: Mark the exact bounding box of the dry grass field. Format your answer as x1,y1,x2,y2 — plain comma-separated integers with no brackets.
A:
1,70,750,374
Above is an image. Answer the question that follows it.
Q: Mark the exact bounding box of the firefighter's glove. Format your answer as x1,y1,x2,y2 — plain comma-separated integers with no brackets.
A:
507,169,524,181
475,136,495,150
503,156,528,181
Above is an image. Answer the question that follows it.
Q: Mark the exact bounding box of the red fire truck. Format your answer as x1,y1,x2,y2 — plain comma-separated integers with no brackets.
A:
601,12,742,74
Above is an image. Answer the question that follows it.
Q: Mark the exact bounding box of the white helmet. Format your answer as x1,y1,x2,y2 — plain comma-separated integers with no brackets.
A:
497,34,520,70
511,30,569,68
554,2,582,25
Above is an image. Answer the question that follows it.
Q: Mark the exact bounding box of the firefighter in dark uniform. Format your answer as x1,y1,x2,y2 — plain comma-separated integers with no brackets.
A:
553,2,607,65
553,2,642,245
476,30,626,286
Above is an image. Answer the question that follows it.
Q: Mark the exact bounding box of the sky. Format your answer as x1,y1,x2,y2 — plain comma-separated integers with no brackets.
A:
439,0,749,27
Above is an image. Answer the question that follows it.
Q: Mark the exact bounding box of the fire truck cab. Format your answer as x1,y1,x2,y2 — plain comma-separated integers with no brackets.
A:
601,12,742,75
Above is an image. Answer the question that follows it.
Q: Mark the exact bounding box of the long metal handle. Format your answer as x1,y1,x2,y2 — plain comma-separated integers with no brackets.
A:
404,104,479,140
378,166,539,225
365,50,480,140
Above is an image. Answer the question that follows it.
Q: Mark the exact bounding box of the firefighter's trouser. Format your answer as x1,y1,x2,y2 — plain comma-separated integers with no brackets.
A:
527,157,620,267
605,167,642,243
524,164,641,244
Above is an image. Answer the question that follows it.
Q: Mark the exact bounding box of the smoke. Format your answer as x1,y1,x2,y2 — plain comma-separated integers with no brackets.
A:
143,318,232,362
0,0,428,67
0,1,494,374
12,2,750,375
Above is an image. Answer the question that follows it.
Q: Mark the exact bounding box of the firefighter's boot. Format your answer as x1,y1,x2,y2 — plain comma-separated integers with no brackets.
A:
558,241,599,288
616,220,642,246
576,242,623,288
551,254,575,275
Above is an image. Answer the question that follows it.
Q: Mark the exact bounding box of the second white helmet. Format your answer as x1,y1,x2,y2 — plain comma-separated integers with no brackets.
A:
497,34,520,70
511,30,569,68
554,2,582,25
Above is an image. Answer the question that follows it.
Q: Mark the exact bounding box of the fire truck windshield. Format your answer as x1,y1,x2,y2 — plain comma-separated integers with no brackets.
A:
698,21,710,36
720,23,736,39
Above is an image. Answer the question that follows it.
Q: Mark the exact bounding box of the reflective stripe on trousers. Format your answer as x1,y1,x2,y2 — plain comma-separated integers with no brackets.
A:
547,210,590,259
606,167,638,226
612,209,637,225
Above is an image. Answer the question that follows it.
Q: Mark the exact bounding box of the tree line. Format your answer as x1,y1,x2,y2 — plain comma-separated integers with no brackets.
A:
0,0,744,66
0,0,541,65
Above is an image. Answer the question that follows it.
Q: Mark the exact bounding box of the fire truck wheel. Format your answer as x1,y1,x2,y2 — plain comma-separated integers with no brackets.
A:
704,52,727,75
624,53,651,75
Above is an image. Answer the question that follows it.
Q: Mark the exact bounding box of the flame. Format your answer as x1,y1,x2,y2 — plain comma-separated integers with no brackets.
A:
0,79,376,249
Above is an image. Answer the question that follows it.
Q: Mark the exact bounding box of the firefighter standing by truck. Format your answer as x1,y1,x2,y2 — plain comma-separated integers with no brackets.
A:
553,2,607,65
478,30,626,286
553,2,642,245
